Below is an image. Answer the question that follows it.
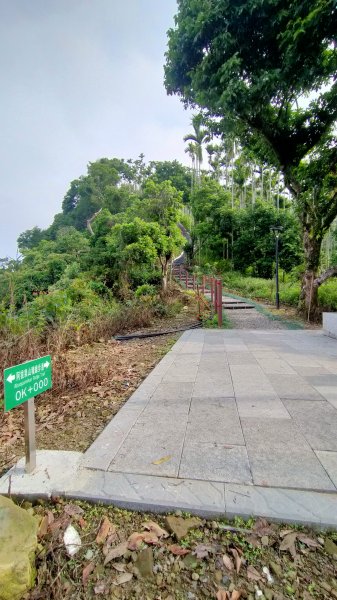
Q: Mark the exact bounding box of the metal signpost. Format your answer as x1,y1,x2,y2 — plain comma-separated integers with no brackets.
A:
4,356,52,473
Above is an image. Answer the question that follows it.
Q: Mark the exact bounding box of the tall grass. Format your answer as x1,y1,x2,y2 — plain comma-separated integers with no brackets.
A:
221,271,337,312
0,297,178,400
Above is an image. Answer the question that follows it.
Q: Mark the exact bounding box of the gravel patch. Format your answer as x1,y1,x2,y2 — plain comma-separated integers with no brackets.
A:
226,308,288,329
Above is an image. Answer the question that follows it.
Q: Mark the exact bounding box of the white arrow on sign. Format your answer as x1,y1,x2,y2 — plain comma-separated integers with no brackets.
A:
6,374,15,384
43,361,50,369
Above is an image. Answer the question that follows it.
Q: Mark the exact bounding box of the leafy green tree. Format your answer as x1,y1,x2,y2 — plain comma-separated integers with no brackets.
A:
148,160,192,203
140,179,183,227
233,204,302,278
106,217,183,292
17,227,45,252
191,178,233,261
165,0,337,317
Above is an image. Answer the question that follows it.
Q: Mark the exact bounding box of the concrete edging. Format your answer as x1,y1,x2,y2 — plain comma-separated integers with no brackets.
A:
1,451,337,528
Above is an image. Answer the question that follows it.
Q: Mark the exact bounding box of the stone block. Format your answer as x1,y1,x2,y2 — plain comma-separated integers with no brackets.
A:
186,398,244,445
315,451,337,487
179,442,252,484
225,483,337,527
323,312,337,339
284,400,337,451
242,418,336,490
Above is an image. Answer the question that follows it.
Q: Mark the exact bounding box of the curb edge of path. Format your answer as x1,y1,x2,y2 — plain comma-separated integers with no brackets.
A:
1,451,337,529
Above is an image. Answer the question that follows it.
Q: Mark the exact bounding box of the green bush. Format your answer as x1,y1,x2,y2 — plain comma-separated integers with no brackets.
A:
135,284,157,298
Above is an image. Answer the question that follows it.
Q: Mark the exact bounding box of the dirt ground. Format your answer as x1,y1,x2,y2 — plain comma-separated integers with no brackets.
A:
19,498,337,600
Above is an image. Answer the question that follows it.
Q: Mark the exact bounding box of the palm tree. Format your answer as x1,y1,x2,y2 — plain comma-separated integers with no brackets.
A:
184,114,209,185
184,142,198,190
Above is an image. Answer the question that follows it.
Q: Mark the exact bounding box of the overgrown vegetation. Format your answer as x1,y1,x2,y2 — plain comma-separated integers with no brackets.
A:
0,159,193,382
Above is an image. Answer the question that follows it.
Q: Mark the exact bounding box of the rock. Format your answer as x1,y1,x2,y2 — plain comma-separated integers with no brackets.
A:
269,561,282,579
165,516,201,541
191,572,199,581
214,570,223,583
183,554,199,570
261,536,269,547
264,589,274,600
324,538,337,558
134,548,154,579
0,495,38,600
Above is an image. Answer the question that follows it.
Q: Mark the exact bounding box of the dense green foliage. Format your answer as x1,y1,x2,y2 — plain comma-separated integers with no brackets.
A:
191,178,302,278
0,159,190,338
165,0,337,316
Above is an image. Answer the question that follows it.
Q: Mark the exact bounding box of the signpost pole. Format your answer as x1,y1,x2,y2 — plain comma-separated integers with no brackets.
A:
23,398,36,473
4,355,52,474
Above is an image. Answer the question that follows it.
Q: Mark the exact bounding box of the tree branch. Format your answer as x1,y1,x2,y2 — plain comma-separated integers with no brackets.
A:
314,266,337,288
322,191,337,231
87,208,102,236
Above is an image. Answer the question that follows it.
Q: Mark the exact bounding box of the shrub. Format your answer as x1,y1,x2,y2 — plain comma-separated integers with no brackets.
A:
135,284,157,298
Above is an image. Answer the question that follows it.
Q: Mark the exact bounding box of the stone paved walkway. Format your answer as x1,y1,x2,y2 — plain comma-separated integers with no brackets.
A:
83,328,337,491
2,328,337,526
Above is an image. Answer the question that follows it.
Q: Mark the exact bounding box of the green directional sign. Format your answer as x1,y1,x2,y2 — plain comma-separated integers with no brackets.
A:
4,355,52,412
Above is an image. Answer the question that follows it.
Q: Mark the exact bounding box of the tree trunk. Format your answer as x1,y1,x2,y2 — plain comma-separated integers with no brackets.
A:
298,227,322,320
161,261,169,292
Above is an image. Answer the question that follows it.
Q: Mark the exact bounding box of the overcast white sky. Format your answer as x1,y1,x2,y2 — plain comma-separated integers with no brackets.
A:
0,0,192,258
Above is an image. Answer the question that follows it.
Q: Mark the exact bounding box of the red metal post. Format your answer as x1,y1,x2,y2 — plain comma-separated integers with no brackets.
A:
214,278,217,312
179,265,182,280
185,270,189,289
217,279,223,328
210,277,214,305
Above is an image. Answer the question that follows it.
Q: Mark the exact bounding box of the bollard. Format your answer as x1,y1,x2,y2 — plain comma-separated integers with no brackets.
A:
214,278,218,312
179,264,182,280
210,277,214,305
202,275,205,295
185,270,189,289
217,279,223,328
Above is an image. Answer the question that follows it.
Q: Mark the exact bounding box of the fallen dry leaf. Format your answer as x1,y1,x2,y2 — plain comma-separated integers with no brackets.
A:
168,544,190,556
279,532,298,558
38,515,49,539
96,517,114,544
127,532,146,550
297,534,321,549
216,590,229,600
247,565,262,581
230,548,242,574
112,563,126,572
231,591,242,600
104,541,128,565
142,520,169,538
82,562,95,586
222,554,234,571
253,518,274,537
64,503,84,517
112,572,133,586
152,455,172,465
279,528,293,538
94,581,108,594
193,544,216,559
